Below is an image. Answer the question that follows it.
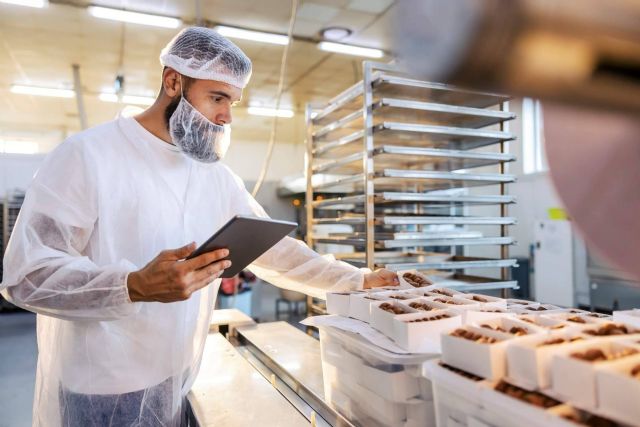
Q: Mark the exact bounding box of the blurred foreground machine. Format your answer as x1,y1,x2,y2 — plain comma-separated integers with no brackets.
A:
394,0,640,306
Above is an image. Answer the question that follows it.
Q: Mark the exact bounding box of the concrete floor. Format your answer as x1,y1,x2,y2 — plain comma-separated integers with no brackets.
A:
0,311,37,427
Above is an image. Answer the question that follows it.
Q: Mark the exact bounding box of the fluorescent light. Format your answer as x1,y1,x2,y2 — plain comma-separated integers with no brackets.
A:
248,106,294,118
318,41,384,58
11,84,74,98
214,25,289,46
0,0,47,8
0,140,38,154
99,93,155,106
88,6,181,28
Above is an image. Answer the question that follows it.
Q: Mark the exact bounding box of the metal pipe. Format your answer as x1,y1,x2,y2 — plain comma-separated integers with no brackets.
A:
72,64,88,130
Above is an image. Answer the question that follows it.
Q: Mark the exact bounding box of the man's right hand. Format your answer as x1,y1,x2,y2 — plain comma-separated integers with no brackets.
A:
126,242,231,303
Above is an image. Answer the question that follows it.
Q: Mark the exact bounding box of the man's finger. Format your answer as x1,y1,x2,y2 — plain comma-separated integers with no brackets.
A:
163,242,196,260
191,260,231,283
180,248,229,271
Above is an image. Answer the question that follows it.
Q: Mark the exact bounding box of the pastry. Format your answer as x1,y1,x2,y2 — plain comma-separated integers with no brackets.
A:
402,272,432,288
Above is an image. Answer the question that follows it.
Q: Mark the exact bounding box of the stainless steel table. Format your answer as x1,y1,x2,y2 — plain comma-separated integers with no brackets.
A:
237,322,355,427
187,332,309,427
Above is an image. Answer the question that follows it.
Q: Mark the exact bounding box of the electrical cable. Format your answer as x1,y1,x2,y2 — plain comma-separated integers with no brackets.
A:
251,0,298,197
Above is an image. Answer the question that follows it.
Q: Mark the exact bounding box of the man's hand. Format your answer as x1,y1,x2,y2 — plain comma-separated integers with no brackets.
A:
363,268,399,289
127,242,231,303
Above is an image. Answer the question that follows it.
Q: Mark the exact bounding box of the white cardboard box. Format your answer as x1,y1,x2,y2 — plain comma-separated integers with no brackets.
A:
516,314,572,331
505,329,590,391
370,300,418,337
326,290,366,317
348,293,389,323
595,353,640,426
441,325,513,380
393,309,463,353
458,293,507,309
465,309,515,325
426,287,463,298
551,339,639,410
613,309,640,329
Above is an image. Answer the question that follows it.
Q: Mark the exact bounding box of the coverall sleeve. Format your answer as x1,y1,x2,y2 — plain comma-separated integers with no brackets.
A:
227,171,365,300
0,140,139,321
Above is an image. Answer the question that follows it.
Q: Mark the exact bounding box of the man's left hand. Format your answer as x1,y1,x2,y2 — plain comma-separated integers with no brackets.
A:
363,268,399,289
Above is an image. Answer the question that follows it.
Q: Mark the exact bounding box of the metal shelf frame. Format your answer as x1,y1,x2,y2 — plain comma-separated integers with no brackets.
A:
305,61,517,295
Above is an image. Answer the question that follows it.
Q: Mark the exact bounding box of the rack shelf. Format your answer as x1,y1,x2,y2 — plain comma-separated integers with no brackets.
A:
306,62,517,293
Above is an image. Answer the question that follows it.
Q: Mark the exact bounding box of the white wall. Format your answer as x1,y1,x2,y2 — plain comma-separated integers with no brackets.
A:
0,154,46,197
222,140,305,183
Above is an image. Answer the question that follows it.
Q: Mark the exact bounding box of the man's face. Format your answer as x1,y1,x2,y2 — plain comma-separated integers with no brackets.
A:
164,73,242,129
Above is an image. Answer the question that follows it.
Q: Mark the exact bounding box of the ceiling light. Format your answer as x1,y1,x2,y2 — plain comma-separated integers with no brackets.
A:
214,25,289,46
0,139,38,154
88,6,181,29
320,26,352,41
10,84,74,98
99,93,155,106
318,41,384,58
0,0,47,8
248,106,294,118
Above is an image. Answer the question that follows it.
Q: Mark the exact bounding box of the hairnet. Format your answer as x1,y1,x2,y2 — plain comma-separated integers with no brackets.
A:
160,26,252,89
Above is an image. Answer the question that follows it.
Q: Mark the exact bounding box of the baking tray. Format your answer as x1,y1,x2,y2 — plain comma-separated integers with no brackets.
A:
312,169,515,192
312,123,514,157
313,236,514,249
312,98,514,141
337,252,518,270
373,98,515,128
312,145,515,174
313,215,516,226
311,193,516,209
372,73,510,108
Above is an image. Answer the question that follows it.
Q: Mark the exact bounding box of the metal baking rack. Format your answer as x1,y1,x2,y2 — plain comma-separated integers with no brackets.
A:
305,62,518,295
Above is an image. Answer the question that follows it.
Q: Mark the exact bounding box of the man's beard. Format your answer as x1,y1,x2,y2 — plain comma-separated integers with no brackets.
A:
164,95,181,133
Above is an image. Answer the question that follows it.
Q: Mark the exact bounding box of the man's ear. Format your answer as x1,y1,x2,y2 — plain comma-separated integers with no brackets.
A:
163,68,181,97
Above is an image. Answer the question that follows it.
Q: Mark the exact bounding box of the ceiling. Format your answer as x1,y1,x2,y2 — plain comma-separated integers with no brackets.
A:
0,0,397,149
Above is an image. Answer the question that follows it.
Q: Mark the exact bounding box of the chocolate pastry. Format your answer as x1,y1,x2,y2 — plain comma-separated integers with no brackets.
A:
538,337,583,347
408,302,434,311
631,364,640,378
389,294,410,300
494,381,561,408
509,326,528,336
450,328,497,344
378,303,407,315
481,324,506,332
406,314,451,323
431,289,455,297
561,412,620,426
526,306,548,311
402,272,432,288
434,298,463,305
584,323,629,336
440,363,483,382
567,316,587,324
572,347,637,362
520,317,536,324
471,295,489,303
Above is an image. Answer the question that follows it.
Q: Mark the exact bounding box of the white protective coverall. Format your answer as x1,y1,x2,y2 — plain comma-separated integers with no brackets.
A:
0,112,364,426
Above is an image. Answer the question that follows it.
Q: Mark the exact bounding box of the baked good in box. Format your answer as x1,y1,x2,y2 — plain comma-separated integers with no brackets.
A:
408,301,435,311
494,380,561,408
402,272,432,288
584,323,630,336
450,328,497,344
378,302,408,315
537,337,583,347
405,314,451,323
571,347,638,362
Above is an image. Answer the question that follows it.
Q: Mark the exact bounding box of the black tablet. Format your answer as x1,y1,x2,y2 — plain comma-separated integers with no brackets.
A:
186,215,298,278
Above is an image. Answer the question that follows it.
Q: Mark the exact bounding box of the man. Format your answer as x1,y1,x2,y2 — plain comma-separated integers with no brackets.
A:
0,27,398,426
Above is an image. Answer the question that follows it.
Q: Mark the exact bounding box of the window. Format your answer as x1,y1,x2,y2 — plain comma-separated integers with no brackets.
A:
521,98,547,174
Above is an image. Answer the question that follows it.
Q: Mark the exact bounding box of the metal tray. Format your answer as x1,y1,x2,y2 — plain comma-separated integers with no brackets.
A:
313,215,516,226
312,98,514,141
312,169,515,192
372,73,510,108
311,193,516,209
337,252,518,270
428,273,518,291
373,98,515,128
313,236,514,249
312,123,514,157
312,145,515,174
